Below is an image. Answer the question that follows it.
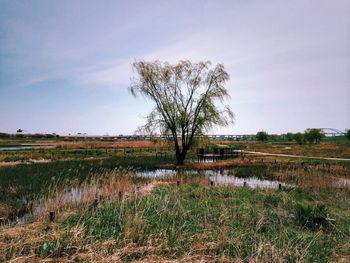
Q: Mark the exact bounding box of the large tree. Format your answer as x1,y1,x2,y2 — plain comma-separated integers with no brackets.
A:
256,131,268,142
130,60,234,165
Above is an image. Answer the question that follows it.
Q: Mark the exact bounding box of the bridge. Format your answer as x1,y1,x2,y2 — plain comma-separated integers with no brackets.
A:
318,128,346,137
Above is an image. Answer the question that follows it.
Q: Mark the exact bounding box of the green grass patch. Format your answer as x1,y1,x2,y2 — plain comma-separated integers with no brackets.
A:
0,156,175,213
60,185,350,262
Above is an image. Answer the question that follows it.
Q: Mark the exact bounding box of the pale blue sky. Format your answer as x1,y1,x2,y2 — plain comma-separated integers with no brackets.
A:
1,0,349,135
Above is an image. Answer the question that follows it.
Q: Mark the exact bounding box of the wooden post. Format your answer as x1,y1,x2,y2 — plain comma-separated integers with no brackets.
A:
28,202,34,213
243,182,247,187
93,198,98,209
278,183,282,190
49,211,55,222
118,191,123,200
177,181,180,186
210,181,214,186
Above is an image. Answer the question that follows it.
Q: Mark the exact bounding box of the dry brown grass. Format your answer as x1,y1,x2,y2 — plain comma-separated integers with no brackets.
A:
30,169,136,221
270,164,350,190
189,158,250,170
1,172,349,262
56,140,171,149
0,220,60,262
242,141,350,159
0,174,172,262
0,203,11,219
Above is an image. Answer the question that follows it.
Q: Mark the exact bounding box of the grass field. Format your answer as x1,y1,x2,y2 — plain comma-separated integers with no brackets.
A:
1,180,349,262
1,137,349,164
0,137,349,262
238,140,350,159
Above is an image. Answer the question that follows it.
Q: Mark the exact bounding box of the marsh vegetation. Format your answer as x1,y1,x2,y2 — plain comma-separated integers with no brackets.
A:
0,137,349,262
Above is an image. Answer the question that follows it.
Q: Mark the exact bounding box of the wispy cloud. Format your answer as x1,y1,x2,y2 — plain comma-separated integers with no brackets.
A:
1,0,349,134
74,59,133,87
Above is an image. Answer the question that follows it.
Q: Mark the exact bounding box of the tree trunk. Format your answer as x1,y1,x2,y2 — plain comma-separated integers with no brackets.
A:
175,148,185,165
175,145,188,165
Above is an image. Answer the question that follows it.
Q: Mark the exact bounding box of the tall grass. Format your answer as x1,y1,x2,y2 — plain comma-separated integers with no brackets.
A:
31,168,136,221
3,184,344,262
0,156,174,220
269,163,349,189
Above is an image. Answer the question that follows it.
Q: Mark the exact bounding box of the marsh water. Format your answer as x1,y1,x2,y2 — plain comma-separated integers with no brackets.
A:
0,146,35,151
135,169,288,189
0,144,56,151
3,167,349,226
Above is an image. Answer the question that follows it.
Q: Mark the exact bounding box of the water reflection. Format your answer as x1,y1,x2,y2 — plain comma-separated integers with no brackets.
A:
4,168,348,226
0,146,34,151
136,169,177,178
333,178,350,188
208,174,286,189
135,169,287,189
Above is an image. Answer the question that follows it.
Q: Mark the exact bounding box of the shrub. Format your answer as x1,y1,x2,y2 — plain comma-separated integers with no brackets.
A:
346,129,350,141
285,132,294,141
304,128,325,144
150,137,161,144
256,131,268,141
295,203,330,229
228,143,245,150
293,132,305,145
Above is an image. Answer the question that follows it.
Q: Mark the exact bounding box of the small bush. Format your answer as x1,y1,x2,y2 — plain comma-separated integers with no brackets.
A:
263,193,281,207
256,131,268,141
346,129,350,141
295,203,330,229
228,143,245,149
293,132,305,145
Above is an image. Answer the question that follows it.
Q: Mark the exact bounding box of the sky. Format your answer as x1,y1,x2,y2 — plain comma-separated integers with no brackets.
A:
0,0,349,135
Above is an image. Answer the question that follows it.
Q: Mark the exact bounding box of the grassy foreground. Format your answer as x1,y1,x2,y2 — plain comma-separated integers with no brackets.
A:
1,184,349,262
0,156,174,219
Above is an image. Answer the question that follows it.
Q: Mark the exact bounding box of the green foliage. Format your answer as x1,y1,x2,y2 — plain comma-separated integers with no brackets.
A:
285,132,294,141
293,132,305,145
267,134,279,141
256,131,268,141
304,128,325,144
295,203,329,229
263,193,281,207
346,129,350,141
60,185,349,262
0,155,175,214
149,137,161,144
189,136,211,148
38,237,77,258
228,143,245,150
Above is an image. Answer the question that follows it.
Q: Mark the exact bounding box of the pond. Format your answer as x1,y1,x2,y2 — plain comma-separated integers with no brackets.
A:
135,169,287,189
0,146,35,151
0,144,55,151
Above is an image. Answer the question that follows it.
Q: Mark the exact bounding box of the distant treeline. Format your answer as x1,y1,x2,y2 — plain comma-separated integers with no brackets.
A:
256,129,349,144
0,132,59,138
0,130,349,142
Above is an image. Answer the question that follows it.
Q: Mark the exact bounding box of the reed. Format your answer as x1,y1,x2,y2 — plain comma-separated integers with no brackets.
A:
2,184,348,262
